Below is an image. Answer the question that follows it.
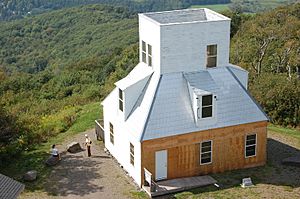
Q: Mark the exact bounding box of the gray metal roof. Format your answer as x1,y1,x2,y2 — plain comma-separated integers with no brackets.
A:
143,9,207,24
142,67,268,140
0,173,25,199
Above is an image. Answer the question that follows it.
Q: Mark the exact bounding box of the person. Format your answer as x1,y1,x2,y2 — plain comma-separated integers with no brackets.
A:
50,144,61,160
85,134,92,157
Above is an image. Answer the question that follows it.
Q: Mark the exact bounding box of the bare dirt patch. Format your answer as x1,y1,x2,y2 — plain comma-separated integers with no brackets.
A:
20,129,141,199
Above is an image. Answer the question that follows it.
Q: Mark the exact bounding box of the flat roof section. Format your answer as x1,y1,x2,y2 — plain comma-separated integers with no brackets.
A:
142,8,229,25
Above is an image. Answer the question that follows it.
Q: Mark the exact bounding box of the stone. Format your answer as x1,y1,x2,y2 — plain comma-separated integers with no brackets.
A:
67,142,82,153
45,156,60,166
23,170,37,182
241,177,253,188
282,156,300,167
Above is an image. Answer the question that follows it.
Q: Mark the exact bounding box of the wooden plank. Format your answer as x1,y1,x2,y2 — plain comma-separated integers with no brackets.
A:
141,121,267,185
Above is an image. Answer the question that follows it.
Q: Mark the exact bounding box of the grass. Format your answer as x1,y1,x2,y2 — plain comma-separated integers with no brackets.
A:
0,101,102,191
268,124,300,140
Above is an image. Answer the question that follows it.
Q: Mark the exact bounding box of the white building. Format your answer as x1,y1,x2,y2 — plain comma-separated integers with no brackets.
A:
101,8,268,188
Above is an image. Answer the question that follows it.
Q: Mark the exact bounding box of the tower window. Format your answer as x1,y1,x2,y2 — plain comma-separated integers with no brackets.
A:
207,45,217,68
142,41,147,63
148,44,152,67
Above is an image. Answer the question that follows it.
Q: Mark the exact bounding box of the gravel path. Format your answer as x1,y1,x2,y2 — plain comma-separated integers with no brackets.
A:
20,129,140,199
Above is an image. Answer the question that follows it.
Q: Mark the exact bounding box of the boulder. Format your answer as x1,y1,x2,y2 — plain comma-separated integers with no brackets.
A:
23,170,37,182
67,142,82,153
45,156,60,166
241,177,253,188
282,156,300,167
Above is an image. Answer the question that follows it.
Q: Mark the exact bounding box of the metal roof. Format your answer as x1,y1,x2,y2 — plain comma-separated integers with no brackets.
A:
0,173,25,199
142,67,268,140
103,66,268,141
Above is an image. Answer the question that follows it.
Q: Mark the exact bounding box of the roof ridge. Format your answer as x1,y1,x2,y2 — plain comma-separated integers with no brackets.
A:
126,73,154,120
140,75,162,141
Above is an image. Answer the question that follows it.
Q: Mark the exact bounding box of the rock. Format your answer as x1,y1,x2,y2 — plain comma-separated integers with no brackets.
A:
282,156,300,167
67,142,82,153
45,156,60,166
23,170,37,182
241,177,253,188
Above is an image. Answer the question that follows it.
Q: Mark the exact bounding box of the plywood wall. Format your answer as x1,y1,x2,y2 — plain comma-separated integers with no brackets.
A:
141,121,267,184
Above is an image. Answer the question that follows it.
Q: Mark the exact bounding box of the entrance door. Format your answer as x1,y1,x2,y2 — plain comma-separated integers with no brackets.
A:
155,150,167,180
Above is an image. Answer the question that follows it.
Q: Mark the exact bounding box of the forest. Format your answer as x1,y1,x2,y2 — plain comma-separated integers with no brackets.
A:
0,0,231,21
0,3,299,164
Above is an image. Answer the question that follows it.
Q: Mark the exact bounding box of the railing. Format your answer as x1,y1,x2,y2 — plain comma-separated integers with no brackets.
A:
144,168,157,192
95,119,105,142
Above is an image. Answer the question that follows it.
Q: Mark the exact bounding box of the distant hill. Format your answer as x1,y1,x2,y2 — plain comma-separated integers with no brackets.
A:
0,0,231,21
0,5,138,73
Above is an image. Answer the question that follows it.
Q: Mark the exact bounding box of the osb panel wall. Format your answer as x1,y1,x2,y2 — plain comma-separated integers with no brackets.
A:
141,121,267,184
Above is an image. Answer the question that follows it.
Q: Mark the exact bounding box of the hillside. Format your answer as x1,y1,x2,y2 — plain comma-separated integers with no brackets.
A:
0,5,139,162
0,0,231,21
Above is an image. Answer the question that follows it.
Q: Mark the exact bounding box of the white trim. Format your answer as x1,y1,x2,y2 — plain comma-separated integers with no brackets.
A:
245,133,257,158
200,140,213,165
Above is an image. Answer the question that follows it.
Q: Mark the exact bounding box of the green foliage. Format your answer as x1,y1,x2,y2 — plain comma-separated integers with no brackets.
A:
0,5,138,163
0,0,233,22
0,104,30,163
249,74,299,127
230,3,300,127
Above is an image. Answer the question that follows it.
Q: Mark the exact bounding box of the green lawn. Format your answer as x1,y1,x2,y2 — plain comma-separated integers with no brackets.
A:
268,124,300,140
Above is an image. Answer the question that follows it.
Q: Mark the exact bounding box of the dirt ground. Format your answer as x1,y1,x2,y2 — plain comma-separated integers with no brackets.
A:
20,129,141,199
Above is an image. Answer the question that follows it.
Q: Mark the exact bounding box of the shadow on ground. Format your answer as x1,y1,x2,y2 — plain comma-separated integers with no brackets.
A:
156,138,300,199
43,153,104,196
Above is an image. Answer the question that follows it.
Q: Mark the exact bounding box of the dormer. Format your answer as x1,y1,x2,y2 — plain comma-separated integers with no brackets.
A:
115,63,153,120
139,9,231,74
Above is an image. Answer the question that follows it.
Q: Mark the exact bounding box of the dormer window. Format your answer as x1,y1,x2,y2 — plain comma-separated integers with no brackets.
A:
119,88,124,112
141,40,152,67
207,45,217,68
197,94,213,119
202,95,213,118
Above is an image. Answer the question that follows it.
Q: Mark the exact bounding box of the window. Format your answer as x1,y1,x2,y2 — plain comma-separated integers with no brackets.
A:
202,95,213,118
130,143,134,166
142,41,147,63
119,88,124,112
245,134,256,157
109,122,114,144
207,45,217,68
148,44,152,67
141,41,153,67
200,140,212,164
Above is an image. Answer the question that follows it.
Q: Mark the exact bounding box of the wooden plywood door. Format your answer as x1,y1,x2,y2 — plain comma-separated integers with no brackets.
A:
155,150,167,180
